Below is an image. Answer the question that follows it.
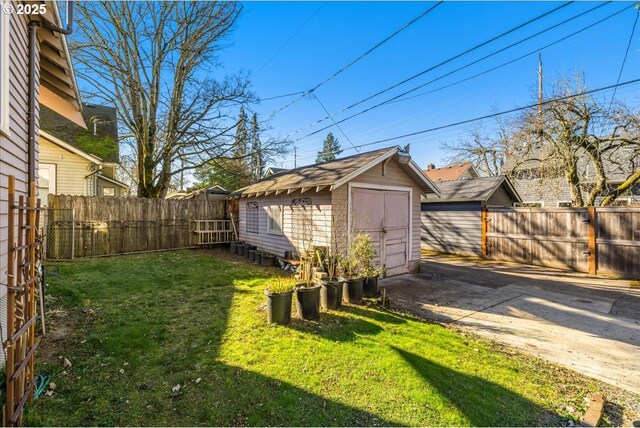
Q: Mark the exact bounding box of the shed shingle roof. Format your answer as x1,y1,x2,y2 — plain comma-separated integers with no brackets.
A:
422,176,520,203
233,146,439,196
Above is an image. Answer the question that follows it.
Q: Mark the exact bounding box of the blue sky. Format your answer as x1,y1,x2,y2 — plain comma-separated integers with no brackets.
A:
215,1,640,171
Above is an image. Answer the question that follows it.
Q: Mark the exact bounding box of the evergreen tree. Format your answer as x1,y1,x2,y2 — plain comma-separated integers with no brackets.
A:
316,132,343,163
233,107,248,159
249,113,264,180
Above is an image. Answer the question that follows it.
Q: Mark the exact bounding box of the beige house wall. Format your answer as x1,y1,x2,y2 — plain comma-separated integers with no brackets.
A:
39,136,94,196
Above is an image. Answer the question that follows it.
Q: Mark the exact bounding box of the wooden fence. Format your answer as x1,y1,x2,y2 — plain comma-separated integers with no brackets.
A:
44,195,231,259
482,206,640,279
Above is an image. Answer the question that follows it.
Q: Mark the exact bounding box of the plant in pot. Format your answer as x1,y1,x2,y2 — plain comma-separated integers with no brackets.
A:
264,277,295,325
316,247,343,310
338,238,365,305
354,233,382,298
294,248,321,320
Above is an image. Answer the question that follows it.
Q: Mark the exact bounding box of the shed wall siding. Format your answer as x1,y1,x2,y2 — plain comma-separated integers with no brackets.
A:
39,137,93,196
487,185,515,207
1,12,38,302
332,160,422,273
239,190,332,257
421,202,482,256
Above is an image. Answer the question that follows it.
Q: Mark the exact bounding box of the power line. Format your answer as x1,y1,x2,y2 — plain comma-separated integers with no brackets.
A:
287,1,574,137
282,77,640,164
384,3,631,106
265,2,444,119
257,6,324,74
609,5,639,108
312,93,359,151
259,91,306,102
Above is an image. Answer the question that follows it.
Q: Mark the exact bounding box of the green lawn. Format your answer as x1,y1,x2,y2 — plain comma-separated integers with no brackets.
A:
26,250,604,426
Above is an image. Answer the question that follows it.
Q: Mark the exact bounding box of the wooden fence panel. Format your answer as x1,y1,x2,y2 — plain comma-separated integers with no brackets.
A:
484,207,640,278
45,195,229,259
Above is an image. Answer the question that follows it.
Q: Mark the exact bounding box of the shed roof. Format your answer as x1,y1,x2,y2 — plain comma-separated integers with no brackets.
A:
422,176,521,203
232,146,439,197
424,162,477,182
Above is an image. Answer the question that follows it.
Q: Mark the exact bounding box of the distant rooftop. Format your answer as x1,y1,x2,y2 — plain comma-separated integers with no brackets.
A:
424,162,477,182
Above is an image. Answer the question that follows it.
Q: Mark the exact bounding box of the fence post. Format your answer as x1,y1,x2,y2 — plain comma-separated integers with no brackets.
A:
587,206,597,275
71,208,75,260
481,207,488,258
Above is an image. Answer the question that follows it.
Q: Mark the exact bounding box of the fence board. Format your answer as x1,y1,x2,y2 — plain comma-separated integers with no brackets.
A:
484,207,640,279
44,195,229,259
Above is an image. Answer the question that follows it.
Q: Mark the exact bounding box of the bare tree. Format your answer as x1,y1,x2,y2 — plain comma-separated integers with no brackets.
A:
72,2,281,197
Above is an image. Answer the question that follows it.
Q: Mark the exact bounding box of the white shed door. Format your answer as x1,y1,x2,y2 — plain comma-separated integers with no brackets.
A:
351,188,410,276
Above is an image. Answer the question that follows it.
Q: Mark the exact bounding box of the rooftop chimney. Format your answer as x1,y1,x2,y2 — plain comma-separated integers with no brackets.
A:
426,163,436,170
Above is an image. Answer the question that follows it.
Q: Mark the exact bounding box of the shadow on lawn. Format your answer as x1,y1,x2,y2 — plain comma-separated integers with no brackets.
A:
391,346,563,427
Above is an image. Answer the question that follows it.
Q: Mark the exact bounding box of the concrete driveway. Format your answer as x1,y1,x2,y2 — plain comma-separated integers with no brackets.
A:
379,256,640,394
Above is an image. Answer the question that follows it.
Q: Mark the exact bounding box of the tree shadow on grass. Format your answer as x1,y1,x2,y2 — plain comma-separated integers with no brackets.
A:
391,346,563,427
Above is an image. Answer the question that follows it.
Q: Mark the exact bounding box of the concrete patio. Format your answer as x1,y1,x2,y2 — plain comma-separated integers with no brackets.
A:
380,256,640,394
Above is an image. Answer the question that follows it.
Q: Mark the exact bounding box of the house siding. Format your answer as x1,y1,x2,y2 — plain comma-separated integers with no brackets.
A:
421,201,482,256
39,136,93,196
332,160,422,273
239,189,332,257
1,12,38,303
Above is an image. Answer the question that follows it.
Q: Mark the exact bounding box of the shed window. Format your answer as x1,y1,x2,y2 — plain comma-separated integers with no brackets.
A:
103,187,115,197
267,205,283,235
0,3,10,136
514,201,544,208
557,201,572,207
246,202,259,234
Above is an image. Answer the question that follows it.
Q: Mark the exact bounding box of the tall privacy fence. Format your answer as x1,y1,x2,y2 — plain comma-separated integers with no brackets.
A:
482,206,640,279
43,195,231,260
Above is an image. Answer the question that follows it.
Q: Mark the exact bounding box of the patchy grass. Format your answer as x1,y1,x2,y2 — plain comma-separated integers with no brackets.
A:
26,250,612,426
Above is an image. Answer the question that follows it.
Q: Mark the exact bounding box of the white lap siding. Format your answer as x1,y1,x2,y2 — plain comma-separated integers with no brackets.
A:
239,189,332,257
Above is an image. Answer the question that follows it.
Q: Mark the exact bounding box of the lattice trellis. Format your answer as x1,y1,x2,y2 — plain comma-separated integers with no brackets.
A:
3,177,43,426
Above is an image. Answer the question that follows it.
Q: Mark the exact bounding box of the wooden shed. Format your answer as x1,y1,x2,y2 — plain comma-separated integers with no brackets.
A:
421,176,521,256
231,146,440,276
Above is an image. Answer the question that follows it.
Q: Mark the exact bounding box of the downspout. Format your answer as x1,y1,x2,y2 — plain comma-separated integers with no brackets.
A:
27,1,74,197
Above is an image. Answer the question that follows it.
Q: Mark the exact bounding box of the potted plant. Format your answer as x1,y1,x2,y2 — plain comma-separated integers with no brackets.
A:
316,248,343,310
338,239,364,305
354,233,382,297
264,277,295,325
294,249,321,320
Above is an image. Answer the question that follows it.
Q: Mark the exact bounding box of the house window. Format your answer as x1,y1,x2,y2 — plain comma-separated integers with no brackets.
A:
246,202,259,234
103,187,115,197
0,2,10,136
267,205,283,235
557,201,572,207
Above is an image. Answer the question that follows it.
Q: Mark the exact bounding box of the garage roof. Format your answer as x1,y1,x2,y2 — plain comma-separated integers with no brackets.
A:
232,146,440,198
422,176,521,203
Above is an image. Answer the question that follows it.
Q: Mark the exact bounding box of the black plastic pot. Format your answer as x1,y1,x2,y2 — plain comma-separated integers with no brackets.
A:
230,242,237,253
248,250,256,263
236,244,245,256
254,253,262,265
265,290,293,324
363,276,379,298
261,255,275,267
342,278,364,304
295,284,321,320
244,245,256,258
320,279,343,310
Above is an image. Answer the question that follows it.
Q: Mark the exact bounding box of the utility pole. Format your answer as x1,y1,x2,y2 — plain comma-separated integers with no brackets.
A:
294,146,297,168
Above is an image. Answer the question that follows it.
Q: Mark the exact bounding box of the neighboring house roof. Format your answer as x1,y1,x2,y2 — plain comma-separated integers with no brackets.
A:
424,162,478,182
96,173,128,189
264,167,288,177
232,146,440,197
40,103,120,162
422,176,521,203
182,185,230,199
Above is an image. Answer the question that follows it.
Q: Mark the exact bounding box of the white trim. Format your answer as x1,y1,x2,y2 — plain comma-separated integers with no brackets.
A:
0,2,10,137
348,182,413,272
39,163,57,194
40,130,104,163
331,148,399,191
